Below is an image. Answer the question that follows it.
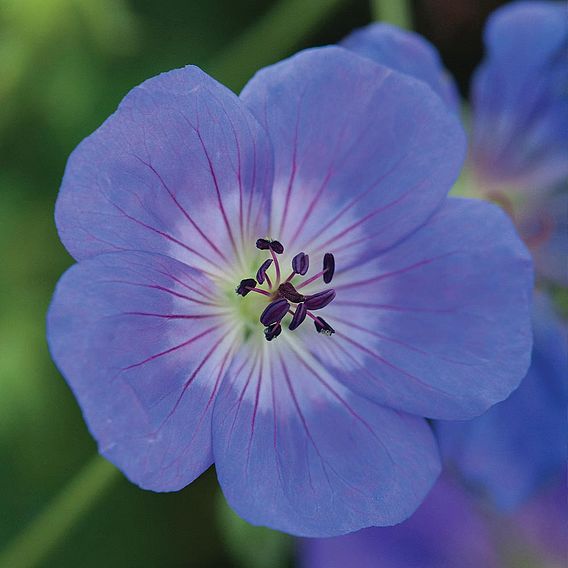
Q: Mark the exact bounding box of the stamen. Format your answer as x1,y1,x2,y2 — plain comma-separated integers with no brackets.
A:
323,253,335,284
260,298,290,326
291,252,309,276
256,259,273,285
236,278,257,296
304,289,336,310
289,303,307,331
312,315,335,336
237,240,337,340
256,238,284,254
278,282,305,303
264,322,282,341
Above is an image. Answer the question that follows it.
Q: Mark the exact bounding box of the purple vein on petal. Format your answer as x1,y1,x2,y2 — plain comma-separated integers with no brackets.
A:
278,88,305,239
132,154,230,264
246,353,264,471
288,347,395,464
122,324,222,370
334,252,458,291
311,180,425,254
108,200,221,277
152,332,234,433
331,315,476,367
300,150,412,252
121,312,229,319
336,332,455,397
280,353,377,499
153,269,218,303
332,301,458,314
287,114,376,250
227,351,261,446
193,126,239,258
105,280,221,307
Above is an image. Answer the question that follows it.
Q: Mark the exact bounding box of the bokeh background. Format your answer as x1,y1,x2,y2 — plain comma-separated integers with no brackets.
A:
0,1,563,567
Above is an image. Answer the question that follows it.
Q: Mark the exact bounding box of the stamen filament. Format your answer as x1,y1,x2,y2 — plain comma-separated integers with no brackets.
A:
296,268,327,289
247,287,272,296
265,272,273,289
306,311,324,326
270,248,281,284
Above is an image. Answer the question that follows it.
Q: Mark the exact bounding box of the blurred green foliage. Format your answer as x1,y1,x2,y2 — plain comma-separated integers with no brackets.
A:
0,0,369,566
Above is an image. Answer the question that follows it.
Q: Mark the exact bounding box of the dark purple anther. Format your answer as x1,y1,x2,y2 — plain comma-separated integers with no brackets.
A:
260,298,290,326
264,323,282,341
236,278,257,296
256,238,284,254
304,289,336,310
278,282,305,303
314,317,335,336
291,252,309,275
323,253,335,284
270,240,284,254
256,259,273,285
288,303,307,331
256,238,271,250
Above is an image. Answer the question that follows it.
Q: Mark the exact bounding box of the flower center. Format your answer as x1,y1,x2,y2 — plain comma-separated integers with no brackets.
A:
235,238,336,341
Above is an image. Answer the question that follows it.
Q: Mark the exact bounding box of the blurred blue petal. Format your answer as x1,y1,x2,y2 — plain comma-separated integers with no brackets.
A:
299,474,500,568
471,1,568,192
340,22,459,109
517,189,568,286
436,292,568,510
513,476,568,565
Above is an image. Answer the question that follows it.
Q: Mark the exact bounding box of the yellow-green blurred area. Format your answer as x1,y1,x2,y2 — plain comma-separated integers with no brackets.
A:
0,1,510,566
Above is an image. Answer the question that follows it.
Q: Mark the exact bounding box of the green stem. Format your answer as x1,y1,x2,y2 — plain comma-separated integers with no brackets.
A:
207,0,346,90
371,0,413,29
0,455,119,568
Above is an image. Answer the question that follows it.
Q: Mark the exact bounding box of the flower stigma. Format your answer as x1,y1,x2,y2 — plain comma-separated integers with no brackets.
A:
235,239,336,341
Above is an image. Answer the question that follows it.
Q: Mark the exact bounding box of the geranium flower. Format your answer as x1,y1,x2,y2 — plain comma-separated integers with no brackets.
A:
47,46,532,536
